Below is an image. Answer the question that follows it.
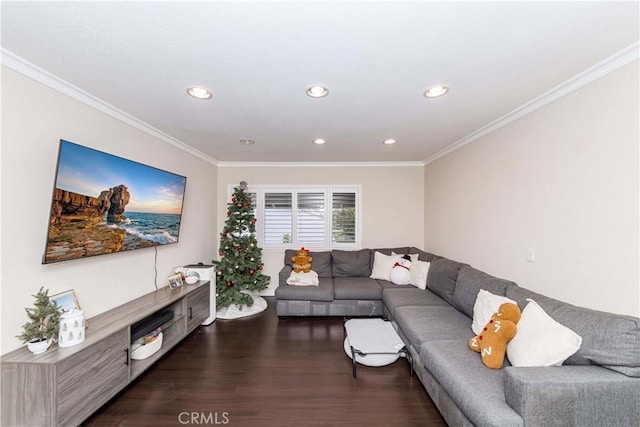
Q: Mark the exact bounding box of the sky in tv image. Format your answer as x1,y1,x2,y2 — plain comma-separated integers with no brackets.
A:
56,140,186,215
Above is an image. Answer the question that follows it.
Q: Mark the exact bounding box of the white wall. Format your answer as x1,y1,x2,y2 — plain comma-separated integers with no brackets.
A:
424,61,639,317
217,165,424,294
1,67,218,353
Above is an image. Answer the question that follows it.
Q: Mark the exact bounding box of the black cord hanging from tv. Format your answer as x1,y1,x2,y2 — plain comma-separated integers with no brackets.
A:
154,245,158,290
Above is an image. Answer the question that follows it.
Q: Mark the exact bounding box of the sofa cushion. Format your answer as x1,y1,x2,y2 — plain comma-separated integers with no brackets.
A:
505,286,565,315
453,265,517,318
552,305,640,377
394,305,472,353
409,247,440,262
376,279,398,290
274,277,334,301
284,250,333,278
420,339,524,427
382,288,449,317
333,277,382,300
426,257,465,305
332,249,371,277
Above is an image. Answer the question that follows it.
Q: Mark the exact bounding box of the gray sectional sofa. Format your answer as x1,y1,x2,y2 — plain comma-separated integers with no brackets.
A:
275,247,640,426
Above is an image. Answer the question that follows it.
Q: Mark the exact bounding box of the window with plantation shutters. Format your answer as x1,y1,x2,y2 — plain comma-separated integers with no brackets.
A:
331,192,356,244
297,192,325,244
228,185,360,249
264,192,292,244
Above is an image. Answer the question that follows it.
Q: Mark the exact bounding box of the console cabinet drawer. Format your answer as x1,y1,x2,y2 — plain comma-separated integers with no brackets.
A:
57,330,129,426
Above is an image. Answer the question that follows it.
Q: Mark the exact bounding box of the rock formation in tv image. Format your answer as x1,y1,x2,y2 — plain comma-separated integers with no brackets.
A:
44,184,168,263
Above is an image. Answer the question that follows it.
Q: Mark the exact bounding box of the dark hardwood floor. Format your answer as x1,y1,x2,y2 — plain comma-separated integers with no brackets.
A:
84,297,446,426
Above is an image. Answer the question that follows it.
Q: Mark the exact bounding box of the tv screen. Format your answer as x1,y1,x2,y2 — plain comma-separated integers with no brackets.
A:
43,140,187,264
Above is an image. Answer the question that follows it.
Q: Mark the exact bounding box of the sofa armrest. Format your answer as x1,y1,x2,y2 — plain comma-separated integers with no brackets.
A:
278,265,293,287
505,366,640,426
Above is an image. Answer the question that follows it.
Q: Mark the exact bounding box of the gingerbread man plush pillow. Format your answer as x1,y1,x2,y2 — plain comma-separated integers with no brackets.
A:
291,247,313,273
468,302,521,369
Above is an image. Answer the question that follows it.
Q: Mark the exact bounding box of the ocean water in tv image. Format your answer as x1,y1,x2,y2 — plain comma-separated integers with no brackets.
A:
115,212,181,244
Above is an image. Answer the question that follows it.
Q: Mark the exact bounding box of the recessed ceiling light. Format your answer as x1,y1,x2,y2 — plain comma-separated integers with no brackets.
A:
313,138,327,145
424,85,449,98
306,85,329,98
187,86,212,100
240,139,255,145
383,139,397,145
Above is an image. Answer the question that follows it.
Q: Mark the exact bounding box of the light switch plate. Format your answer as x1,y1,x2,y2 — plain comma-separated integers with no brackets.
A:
526,248,535,262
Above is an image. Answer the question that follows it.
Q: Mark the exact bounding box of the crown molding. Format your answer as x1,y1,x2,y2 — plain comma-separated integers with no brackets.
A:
0,48,219,166
217,161,425,168
423,41,640,165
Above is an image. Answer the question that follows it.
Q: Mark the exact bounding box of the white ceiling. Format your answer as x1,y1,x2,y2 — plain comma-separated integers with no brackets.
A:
2,1,639,164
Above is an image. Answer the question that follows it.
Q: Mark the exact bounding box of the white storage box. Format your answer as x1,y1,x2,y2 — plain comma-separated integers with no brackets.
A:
131,332,163,360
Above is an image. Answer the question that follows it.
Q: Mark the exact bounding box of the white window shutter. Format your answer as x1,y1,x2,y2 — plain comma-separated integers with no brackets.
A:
331,192,356,244
264,192,292,244
297,192,325,245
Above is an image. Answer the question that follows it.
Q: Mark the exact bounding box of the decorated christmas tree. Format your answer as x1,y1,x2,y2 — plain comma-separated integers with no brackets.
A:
215,181,270,309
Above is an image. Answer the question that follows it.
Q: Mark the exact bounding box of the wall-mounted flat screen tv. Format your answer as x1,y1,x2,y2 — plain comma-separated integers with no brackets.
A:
43,140,187,264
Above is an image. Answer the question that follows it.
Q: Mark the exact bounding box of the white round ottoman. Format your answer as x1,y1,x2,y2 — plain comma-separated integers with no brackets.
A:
343,337,400,367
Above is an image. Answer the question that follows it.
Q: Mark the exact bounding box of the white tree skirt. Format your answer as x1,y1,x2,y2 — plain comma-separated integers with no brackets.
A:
216,296,268,319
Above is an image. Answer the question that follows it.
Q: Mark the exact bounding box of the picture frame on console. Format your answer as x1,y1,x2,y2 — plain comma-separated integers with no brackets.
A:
50,289,87,328
50,289,81,313
168,273,183,290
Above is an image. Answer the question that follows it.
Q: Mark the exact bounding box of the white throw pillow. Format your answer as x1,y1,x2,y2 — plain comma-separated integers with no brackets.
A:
409,260,430,290
507,299,582,367
471,290,517,335
370,252,401,280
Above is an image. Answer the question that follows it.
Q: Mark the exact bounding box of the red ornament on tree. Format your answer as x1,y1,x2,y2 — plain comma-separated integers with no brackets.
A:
247,199,252,206
232,197,237,203
249,269,255,275
226,281,233,287
227,211,232,216
258,265,263,270
237,203,243,208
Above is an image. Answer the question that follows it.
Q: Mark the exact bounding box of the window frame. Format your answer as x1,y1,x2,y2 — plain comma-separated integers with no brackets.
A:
227,184,361,250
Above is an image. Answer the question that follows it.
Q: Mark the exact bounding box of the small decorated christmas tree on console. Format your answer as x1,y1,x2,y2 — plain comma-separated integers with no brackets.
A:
215,181,269,319
17,287,61,354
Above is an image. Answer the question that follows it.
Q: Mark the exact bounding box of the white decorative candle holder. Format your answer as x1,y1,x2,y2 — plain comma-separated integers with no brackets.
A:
58,309,85,347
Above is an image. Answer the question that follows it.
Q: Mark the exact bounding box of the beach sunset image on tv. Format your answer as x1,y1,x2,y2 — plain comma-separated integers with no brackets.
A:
43,140,187,264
